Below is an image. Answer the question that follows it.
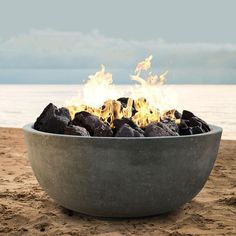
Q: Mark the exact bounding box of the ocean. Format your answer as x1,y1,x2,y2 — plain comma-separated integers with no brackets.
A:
0,85,235,140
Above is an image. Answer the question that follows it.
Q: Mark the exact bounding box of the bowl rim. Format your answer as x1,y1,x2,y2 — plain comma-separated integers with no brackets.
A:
23,123,223,140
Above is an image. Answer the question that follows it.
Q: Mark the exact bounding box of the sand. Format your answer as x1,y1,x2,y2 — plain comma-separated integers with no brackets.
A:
0,128,235,236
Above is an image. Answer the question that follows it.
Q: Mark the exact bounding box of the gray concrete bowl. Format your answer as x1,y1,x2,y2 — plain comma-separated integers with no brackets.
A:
23,123,222,218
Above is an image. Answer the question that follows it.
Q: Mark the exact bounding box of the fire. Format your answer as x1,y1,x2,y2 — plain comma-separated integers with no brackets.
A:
135,55,152,75
132,98,161,128
66,56,178,128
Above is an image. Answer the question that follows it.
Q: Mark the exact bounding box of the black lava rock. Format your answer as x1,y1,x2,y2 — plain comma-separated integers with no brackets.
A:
178,119,194,136
178,119,189,135
144,122,178,137
178,119,189,129
174,110,182,119
189,117,202,127
162,120,179,133
192,126,205,134
113,118,144,135
64,124,90,136
72,111,113,137
179,127,193,135
181,110,195,120
34,103,71,134
179,110,210,135
193,117,210,132
117,97,129,106
115,124,144,137
161,123,179,135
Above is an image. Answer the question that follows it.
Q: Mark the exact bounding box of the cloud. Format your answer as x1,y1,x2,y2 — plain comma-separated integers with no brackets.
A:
0,29,236,71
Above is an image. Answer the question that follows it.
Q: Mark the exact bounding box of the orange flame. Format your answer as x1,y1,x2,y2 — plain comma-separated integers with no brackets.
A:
66,56,178,128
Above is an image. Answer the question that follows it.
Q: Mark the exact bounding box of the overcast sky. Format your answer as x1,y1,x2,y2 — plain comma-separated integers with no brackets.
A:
1,0,236,42
0,0,235,83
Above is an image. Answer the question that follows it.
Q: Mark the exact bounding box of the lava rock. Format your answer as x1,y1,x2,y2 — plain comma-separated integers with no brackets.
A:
115,124,144,137
178,120,189,135
162,120,179,133
117,97,129,106
178,119,189,129
192,126,205,134
174,110,182,119
178,119,205,135
34,103,71,134
181,110,195,120
144,122,178,137
72,111,113,137
181,110,210,132
179,127,193,135
156,122,179,136
178,115,207,135
64,125,90,136
113,118,144,135
189,117,202,127
193,117,210,132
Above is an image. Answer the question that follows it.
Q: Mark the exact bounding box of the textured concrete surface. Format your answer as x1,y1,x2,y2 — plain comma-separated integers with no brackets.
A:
23,124,222,217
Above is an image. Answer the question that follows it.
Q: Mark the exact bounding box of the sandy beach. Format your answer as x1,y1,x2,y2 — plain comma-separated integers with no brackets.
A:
0,127,235,235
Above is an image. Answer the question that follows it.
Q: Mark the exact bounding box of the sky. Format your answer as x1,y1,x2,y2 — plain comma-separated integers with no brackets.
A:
0,0,236,84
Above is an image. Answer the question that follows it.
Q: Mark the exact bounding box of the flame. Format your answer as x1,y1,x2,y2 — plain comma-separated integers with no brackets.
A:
87,64,112,86
131,55,167,86
132,98,161,128
67,64,120,109
135,55,152,75
66,56,179,128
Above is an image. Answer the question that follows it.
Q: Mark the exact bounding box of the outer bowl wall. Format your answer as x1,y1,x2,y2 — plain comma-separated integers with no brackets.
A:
23,123,222,217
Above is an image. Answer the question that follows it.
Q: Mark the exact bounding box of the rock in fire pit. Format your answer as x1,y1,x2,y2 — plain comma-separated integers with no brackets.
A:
34,98,210,137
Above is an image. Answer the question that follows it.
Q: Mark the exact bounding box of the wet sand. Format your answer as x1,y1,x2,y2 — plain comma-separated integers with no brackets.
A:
0,127,235,235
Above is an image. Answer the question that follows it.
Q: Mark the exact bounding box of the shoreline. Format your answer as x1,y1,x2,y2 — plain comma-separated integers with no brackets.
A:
0,127,235,235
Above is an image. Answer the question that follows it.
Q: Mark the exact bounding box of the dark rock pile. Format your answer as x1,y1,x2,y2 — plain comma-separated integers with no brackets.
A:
34,103,71,134
34,101,210,137
178,110,211,135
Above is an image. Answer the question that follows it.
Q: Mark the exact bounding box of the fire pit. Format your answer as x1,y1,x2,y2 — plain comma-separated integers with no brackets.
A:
23,123,222,217
23,56,222,217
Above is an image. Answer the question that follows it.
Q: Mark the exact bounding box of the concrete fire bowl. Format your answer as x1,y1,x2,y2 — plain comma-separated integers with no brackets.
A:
23,123,222,218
